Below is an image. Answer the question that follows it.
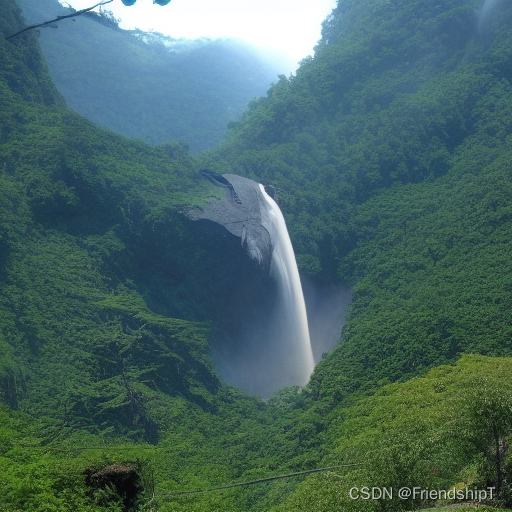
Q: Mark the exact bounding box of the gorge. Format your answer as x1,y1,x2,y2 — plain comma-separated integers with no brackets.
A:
190,173,343,396
1,0,511,510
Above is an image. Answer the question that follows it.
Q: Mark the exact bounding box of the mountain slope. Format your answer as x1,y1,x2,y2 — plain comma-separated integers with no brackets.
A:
1,0,216,436
0,5,328,510
206,0,511,276
1,0,511,510
273,355,512,512
202,0,512,395
16,0,291,153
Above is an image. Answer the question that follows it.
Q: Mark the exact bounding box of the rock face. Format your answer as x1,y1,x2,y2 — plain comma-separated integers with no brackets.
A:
188,171,273,268
84,463,143,511
188,171,315,396
187,171,350,397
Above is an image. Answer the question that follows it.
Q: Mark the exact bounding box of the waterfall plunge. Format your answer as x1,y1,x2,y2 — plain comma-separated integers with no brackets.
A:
478,0,503,33
258,184,315,386
196,173,321,397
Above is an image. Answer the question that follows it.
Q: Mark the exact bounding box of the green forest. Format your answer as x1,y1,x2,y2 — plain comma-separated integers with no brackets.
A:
0,0,511,510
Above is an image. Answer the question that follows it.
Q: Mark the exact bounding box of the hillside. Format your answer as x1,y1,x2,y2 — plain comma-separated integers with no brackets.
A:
273,355,512,512
0,0,511,510
203,0,512,396
16,0,291,153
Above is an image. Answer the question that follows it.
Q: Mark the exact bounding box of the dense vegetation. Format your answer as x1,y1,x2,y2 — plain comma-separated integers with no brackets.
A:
1,0,511,510
274,356,512,512
203,0,512,400
16,0,290,153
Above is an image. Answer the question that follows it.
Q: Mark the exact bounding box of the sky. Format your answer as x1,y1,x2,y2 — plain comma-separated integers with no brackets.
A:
60,0,337,70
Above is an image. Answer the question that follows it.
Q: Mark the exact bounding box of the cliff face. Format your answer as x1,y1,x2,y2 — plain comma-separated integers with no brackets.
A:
1,1,64,105
0,0,264,438
189,173,273,267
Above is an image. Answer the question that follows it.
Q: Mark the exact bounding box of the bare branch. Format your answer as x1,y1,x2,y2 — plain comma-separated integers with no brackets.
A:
6,0,114,40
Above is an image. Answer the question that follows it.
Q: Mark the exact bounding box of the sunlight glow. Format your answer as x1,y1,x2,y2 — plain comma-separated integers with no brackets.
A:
61,0,337,68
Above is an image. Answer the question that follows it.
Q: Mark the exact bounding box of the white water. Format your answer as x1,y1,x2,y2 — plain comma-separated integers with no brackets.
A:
259,184,315,385
478,0,502,32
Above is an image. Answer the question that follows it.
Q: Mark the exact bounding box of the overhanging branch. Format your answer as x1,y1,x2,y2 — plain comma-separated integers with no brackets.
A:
6,0,114,40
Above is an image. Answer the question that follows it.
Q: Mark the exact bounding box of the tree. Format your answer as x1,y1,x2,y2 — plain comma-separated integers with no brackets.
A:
6,0,171,40
463,378,512,503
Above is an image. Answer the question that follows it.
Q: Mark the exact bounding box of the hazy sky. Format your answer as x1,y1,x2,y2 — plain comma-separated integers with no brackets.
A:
61,0,337,68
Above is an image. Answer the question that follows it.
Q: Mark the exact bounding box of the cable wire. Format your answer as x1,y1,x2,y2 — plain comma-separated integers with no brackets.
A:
161,463,364,498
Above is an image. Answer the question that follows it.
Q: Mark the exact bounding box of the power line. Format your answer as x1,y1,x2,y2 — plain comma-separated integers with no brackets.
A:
49,444,157,453
13,443,363,500
161,463,364,498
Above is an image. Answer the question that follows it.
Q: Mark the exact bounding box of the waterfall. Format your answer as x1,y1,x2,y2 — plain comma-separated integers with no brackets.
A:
193,172,319,396
258,184,315,385
478,0,502,32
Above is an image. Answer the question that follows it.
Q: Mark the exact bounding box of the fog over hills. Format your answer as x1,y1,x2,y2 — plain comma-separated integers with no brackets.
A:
17,0,293,152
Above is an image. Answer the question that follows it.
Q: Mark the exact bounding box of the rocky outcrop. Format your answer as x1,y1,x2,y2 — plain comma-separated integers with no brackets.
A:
188,171,273,267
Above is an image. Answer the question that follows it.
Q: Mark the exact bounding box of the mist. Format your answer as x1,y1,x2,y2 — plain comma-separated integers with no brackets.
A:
16,0,291,153
302,277,352,364
209,273,351,398
478,0,504,33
